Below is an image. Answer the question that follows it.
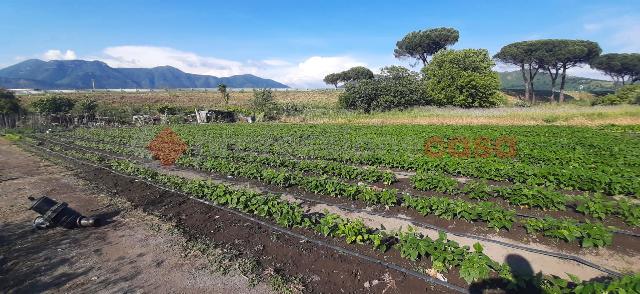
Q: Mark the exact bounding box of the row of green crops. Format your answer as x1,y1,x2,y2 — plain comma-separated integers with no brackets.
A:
47,133,396,185
54,129,640,229
41,132,640,229
36,142,640,292
42,135,617,248
61,124,640,197
188,148,397,185
411,170,640,227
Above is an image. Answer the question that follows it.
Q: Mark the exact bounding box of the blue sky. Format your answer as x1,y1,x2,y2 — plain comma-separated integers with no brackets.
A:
1,0,639,87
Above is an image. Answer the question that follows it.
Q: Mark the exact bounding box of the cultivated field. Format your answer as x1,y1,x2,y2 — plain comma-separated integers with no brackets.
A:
18,123,640,293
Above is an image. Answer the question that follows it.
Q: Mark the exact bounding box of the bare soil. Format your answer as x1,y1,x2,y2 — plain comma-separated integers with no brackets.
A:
0,139,274,294
7,139,457,293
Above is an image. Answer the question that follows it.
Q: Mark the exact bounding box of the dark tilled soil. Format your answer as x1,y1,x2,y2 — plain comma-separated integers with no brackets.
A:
33,145,458,294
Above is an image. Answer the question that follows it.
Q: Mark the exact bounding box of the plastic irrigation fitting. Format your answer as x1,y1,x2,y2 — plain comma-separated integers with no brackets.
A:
28,196,98,229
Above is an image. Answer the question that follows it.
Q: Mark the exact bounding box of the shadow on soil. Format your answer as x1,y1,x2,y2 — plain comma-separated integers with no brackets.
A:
0,212,138,294
92,210,121,227
469,254,617,294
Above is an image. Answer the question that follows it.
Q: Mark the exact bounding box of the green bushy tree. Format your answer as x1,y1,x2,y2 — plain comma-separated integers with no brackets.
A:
0,89,21,114
251,88,279,120
423,49,502,107
71,98,98,121
323,66,374,88
592,84,640,105
323,73,342,88
339,66,426,112
31,95,75,114
217,84,231,104
342,66,375,82
534,40,601,102
394,27,459,65
591,53,640,86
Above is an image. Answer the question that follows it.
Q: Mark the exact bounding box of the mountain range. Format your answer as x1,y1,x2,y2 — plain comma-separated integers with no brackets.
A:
0,59,289,89
0,59,615,92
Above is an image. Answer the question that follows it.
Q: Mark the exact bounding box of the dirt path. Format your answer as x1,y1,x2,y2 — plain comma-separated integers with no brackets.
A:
0,138,273,294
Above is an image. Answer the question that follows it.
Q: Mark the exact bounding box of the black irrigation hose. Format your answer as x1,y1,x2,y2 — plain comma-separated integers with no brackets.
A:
23,142,470,294
34,137,626,278
296,197,623,278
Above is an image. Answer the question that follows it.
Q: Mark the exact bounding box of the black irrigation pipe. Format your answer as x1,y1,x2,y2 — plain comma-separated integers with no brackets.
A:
22,142,470,294
294,197,623,278
34,137,626,278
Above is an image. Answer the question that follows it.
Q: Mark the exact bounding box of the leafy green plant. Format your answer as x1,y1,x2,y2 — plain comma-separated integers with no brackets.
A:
461,179,493,200
494,184,567,210
575,193,616,220
617,199,640,226
411,170,459,194
523,217,612,248
402,194,515,230
459,243,494,284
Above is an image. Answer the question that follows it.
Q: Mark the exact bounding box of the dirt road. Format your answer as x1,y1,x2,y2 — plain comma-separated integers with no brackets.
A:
0,138,272,294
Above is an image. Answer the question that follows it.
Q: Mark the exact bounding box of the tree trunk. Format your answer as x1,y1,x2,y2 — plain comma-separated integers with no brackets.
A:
528,64,539,104
420,55,428,66
531,82,536,104
547,67,559,103
520,64,530,102
559,65,567,103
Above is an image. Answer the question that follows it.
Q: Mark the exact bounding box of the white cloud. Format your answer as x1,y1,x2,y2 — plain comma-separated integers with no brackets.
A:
261,59,292,66
582,16,640,53
78,45,369,88
275,56,367,88
42,49,77,60
566,65,609,80
99,46,248,77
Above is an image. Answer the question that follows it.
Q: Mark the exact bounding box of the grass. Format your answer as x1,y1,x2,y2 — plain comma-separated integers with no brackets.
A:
285,104,640,126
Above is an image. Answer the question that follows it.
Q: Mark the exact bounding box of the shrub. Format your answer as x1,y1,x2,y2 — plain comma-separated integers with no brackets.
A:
0,89,21,114
422,49,502,107
71,99,98,120
338,79,382,112
592,84,640,105
157,104,180,115
251,88,279,120
339,66,427,112
31,95,75,114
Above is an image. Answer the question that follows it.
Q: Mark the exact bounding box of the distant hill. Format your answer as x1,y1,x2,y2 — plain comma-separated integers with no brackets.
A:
0,59,289,89
499,71,614,92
